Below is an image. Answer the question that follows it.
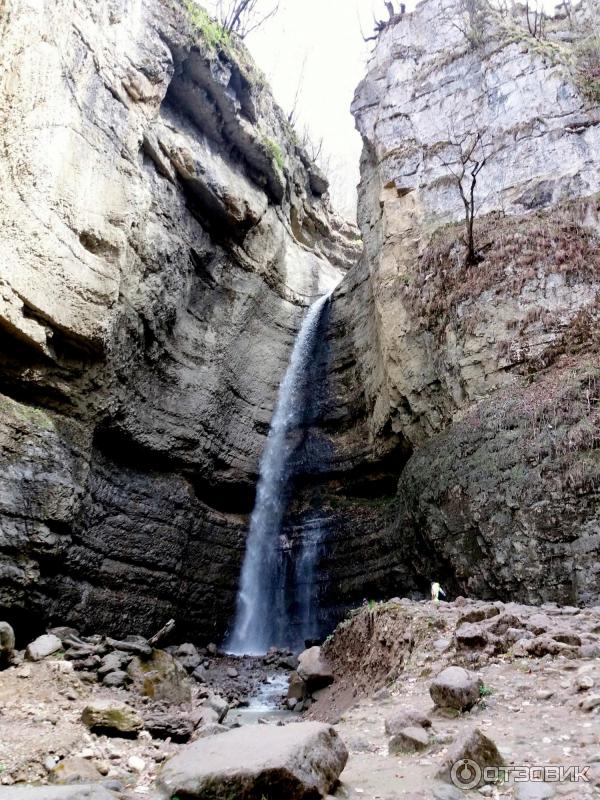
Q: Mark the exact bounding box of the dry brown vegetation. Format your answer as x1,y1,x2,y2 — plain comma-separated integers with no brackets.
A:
403,198,600,334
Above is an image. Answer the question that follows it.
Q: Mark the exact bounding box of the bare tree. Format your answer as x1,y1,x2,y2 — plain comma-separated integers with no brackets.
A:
287,56,307,128
216,0,280,38
361,1,406,43
299,124,324,164
452,0,490,49
525,0,547,38
437,129,492,266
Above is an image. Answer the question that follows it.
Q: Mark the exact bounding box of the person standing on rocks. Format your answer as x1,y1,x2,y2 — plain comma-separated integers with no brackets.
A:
431,582,446,606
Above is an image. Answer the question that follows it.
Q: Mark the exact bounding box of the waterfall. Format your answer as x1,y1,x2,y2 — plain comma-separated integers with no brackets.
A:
226,291,332,655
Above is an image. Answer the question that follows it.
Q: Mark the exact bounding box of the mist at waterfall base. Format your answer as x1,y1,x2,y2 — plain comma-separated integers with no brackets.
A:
226,292,332,656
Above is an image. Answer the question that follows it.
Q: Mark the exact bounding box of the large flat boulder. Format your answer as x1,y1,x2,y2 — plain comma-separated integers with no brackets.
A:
0,787,118,799
25,634,63,662
156,721,348,799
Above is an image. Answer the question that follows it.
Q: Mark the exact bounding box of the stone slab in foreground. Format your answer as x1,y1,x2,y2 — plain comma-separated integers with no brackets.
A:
0,786,118,799
156,721,348,799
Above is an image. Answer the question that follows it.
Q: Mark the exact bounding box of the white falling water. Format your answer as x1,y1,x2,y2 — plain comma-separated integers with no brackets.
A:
226,292,332,656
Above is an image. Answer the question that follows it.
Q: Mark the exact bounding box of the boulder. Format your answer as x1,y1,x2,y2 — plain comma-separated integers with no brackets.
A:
173,643,201,672
0,788,118,799
287,670,308,702
520,635,579,658
192,664,208,682
388,726,430,754
102,670,130,688
49,757,102,785
143,710,195,742
432,785,463,800
384,709,431,736
25,633,63,661
156,721,348,799
437,728,504,788
457,605,500,625
48,627,80,645
0,621,15,666
297,646,334,691
127,649,192,704
81,700,143,736
514,782,556,799
97,651,131,677
526,614,551,635
206,692,229,723
455,623,488,649
430,666,482,711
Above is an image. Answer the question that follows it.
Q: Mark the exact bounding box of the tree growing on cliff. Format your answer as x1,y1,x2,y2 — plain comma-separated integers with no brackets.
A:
452,0,490,49
215,0,280,38
437,128,492,267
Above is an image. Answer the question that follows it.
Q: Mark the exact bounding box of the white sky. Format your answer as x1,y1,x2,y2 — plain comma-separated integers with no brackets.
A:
246,0,397,217
200,0,401,216
203,0,558,218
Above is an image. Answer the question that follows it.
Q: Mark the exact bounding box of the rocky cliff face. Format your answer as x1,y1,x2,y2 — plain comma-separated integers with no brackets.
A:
335,0,600,605
1,0,598,648
0,0,358,641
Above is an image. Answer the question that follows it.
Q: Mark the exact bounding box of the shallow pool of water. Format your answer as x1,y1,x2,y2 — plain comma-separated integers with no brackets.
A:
230,673,293,725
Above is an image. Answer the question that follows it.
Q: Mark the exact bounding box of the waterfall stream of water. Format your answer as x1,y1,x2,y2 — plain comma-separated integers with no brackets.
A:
226,292,332,655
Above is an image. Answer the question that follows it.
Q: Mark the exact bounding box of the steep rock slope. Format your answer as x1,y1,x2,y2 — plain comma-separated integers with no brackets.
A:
338,0,600,603
0,0,358,640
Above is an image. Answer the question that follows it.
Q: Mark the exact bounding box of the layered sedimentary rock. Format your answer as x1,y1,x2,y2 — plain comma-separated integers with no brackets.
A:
0,0,358,640
337,0,600,604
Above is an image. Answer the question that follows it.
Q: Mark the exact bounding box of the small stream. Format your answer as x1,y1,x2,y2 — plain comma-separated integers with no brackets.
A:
230,673,293,725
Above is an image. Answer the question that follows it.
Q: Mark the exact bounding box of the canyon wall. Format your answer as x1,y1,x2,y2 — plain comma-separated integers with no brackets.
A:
335,0,600,604
0,0,358,641
1,0,598,647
